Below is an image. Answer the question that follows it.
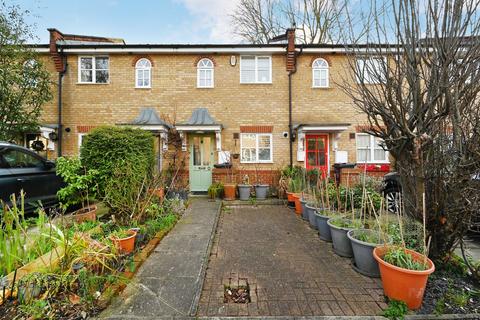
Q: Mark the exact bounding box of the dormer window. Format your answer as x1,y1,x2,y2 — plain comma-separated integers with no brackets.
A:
312,58,329,88
135,58,152,88
197,58,214,88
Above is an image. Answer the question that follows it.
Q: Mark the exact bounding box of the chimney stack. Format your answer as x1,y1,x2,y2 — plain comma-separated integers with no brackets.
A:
286,28,296,72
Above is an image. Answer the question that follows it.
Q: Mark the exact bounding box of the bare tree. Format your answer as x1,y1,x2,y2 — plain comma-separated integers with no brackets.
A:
231,0,348,44
339,0,480,262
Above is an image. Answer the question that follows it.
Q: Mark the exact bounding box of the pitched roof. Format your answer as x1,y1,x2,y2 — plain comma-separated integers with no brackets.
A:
125,107,171,128
179,108,221,126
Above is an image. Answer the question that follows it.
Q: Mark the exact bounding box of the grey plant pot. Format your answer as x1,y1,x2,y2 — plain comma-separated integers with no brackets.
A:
327,218,354,258
314,210,332,242
255,184,269,200
305,204,318,229
300,199,308,220
238,184,251,201
347,229,384,277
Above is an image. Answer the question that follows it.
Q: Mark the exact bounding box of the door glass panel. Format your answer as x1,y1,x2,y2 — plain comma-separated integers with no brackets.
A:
317,139,325,150
193,137,201,166
307,152,316,166
317,152,326,166
307,138,316,150
202,137,211,166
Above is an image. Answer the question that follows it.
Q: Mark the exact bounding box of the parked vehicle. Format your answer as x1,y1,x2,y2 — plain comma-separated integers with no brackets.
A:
382,172,402,213
0,142,64,213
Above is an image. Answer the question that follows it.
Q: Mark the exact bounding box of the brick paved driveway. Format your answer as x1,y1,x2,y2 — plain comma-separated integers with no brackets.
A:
197,205,386,317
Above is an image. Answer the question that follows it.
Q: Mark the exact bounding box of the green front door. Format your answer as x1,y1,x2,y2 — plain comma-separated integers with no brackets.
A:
189,135,214,192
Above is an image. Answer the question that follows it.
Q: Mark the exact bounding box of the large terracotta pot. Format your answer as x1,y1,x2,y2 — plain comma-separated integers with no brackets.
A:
286,192,295,202
110,230,137,254
224,183,236,201
73,204,97,223
373,246,435,310
292,193,302,215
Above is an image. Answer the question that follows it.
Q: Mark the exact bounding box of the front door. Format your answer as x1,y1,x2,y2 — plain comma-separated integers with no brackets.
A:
189,135,214,192
305,134,329,176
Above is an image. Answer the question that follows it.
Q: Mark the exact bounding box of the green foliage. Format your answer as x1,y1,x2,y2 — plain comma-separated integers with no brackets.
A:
383,300,408,320
56,157,98,211
353,229,384,244
80,126,155,195
329,217,363,229
208,182,224,199
0,2,53,141
383,246,428,271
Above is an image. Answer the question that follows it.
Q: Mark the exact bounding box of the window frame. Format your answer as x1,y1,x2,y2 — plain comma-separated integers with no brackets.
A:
135,58,152,88
356,57,386,84
240,133,273,163
197,58,214,88
240,55,272,84
78,56,110,84
356,133,389,163
312,58,329,88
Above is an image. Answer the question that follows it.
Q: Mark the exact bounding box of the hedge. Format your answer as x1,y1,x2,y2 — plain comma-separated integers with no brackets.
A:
80,126,155,195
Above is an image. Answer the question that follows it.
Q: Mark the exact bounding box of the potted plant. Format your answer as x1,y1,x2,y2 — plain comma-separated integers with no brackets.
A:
327,217,363,257
56,157,98,223
238,173,252,201
253,166,269,200
208,182,224,200
348,229,389,277
109,228,137,254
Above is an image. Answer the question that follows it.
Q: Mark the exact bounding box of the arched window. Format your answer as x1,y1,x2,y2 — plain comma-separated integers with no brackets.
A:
312,58,329,88
135,58,152,88
197,58,214,88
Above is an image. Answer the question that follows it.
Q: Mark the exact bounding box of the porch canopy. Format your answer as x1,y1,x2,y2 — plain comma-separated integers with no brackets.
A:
120,107,171,134
176,108,223,151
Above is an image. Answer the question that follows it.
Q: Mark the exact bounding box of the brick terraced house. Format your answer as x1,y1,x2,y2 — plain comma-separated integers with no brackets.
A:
28,28,390,192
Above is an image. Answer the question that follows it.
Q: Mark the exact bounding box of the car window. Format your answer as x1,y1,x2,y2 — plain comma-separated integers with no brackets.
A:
1,149,43,168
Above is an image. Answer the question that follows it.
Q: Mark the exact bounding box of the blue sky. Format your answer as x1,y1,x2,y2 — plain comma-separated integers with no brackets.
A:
13,0,240,44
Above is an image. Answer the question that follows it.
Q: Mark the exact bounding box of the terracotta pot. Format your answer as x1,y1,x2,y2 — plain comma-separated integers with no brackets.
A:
224,183,236,201
373,246,435,310
286,192,295,202
110,230,137,254
292,193,302,215
73,204,97,223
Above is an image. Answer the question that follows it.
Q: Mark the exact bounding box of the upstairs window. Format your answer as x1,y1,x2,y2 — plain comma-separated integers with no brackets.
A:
197,58,214,88
23,59,38,87
79,56,109,84
135,58,152,88
356,133,389,163
240,133,273,163
356,57,386,84
312,58,329,88
240,56,271,83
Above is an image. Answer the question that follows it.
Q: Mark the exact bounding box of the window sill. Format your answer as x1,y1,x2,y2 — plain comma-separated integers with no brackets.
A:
240,161,274,164
240,82,273,85
312,86,331,89
135,86,151,89
76,82,110,85
196,86,214,89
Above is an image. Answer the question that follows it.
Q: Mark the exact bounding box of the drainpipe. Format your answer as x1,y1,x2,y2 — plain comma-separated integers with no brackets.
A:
288,72,293,167
57,52,66,158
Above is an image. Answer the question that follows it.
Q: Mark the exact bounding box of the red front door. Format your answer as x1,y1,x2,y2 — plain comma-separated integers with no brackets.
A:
305,134,329,176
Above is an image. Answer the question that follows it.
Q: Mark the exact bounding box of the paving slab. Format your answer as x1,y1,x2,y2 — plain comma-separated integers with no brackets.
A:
99,199,221,319
197,205,385,317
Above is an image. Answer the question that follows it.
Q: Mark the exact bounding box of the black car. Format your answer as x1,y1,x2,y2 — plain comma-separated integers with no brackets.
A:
0,142,65,213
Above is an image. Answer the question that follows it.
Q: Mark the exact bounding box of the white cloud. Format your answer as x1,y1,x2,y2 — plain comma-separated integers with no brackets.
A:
175,0,241,43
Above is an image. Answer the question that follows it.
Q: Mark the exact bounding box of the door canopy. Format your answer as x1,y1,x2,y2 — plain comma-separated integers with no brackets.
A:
176,108,223,151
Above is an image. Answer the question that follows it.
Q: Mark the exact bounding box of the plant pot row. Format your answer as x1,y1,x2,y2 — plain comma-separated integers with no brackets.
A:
288,201,435,310
224,184,270,201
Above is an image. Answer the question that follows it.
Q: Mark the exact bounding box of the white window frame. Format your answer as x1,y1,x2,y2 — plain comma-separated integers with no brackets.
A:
240,133,273,163
312,58,329,88
197,58,214,88
78,56,110,84
356,57,386,84
240,55,272,84
356,133,389,163
78,133,86,150
135,58,152,88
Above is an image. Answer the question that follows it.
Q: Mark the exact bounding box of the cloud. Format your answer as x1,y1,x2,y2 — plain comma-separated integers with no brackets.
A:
175,0,241,43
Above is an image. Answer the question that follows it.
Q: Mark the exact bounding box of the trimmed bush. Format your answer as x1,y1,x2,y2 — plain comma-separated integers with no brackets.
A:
80,126,155,195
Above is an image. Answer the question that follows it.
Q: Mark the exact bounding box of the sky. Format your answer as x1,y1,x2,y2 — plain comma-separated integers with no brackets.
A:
12,0,242,44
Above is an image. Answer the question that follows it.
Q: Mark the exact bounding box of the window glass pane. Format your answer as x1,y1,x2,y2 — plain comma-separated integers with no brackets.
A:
96,70,109,83
258,148,270,161
203,137,211,165
81,57,92,70
81,70,92,82
307,138,316,150
257,57,270,82
241,57,255,82
356,135,370,148
193,137,201,165
317,152,326,166
241,148,256,162
3,150,43,168
357,149,370,162
258,135,270,148
317,138,325,150
95,57,109,70
313,70,320,86
241,134,256,148
374,149,386,161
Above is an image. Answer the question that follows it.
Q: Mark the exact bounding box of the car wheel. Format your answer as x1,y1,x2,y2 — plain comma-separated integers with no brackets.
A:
384,188,401,213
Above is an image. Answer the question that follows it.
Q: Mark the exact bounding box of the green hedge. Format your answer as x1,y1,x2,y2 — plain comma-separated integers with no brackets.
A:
80,126,155,195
